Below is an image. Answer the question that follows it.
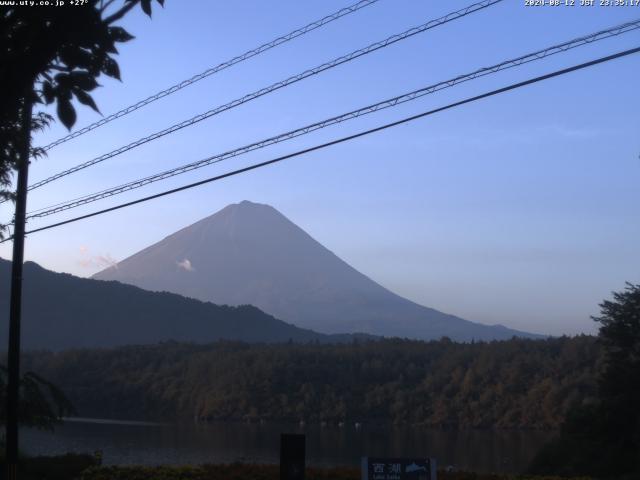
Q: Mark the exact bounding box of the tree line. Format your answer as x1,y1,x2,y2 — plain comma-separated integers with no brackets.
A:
20,335,599,430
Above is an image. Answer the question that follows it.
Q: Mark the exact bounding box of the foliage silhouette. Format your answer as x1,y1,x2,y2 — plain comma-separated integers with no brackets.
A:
529,283,640,479
0,365,75,431
0,0,164,229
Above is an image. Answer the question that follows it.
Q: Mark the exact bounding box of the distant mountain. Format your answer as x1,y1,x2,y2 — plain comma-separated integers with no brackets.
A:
94,201,541,341
0,258,356,351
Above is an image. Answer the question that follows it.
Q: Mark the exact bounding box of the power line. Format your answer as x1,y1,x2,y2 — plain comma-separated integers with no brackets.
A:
8,45,638,242
26,0,504,192
26,19,640,219
40,0,381,152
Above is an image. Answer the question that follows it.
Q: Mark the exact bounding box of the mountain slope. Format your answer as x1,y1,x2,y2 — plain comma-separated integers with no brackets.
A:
0,258,344,350
93,201,541,341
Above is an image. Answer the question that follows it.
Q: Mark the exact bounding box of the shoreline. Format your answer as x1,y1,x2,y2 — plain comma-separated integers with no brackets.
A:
58,416,561,432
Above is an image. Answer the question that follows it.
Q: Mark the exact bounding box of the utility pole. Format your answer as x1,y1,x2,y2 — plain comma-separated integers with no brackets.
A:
5,90,33,480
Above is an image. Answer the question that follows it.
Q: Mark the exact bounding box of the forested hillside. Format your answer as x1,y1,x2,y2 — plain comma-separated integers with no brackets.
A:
0,259,364,349
22,336,599,429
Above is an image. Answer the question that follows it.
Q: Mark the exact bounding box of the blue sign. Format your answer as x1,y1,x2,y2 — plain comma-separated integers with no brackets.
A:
361,457,436,480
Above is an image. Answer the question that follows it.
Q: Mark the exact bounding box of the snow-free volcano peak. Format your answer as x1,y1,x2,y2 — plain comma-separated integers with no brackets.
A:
93,201,541,341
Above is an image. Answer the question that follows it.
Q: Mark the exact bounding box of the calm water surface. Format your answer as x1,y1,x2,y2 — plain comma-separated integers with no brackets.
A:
22,418,554,474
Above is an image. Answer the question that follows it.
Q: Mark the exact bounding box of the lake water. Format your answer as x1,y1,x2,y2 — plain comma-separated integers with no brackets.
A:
21,418,555,474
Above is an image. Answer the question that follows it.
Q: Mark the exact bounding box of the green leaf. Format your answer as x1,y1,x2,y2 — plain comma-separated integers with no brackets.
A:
102,57,121,81
141,0,152,17
42,81,55,104
54,73,71,88
57,97,77,130
104,41,119,54
73,88,101,114
59,47,94,70
108,26,135,43
69,71,99,91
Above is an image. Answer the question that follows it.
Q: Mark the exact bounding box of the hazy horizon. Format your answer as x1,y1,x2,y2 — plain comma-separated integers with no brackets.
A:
4,198,635,337
1,1,639,336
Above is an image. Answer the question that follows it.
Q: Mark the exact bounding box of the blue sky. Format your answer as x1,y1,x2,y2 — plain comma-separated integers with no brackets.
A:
2,0,639,336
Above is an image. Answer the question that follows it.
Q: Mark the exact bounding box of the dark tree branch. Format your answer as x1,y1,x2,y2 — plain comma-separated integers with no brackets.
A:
104,0,139,25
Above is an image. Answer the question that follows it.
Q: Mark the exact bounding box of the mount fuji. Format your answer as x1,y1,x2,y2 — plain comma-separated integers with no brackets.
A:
93,201,540,341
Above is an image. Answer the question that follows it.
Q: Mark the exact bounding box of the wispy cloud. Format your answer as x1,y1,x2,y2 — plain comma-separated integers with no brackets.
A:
177,258,194,272
95,254,119,269
403,123,602,150
77,247,118,270
544,124,599,139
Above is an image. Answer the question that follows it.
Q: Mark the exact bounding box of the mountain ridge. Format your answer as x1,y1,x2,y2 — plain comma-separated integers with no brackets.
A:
0,258,369,351
93,200,542,341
